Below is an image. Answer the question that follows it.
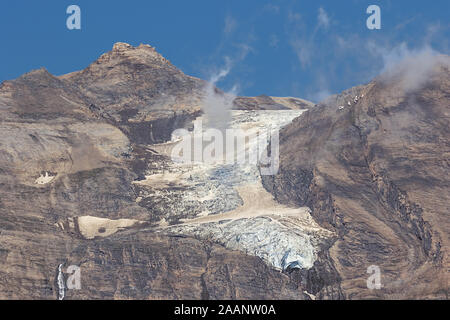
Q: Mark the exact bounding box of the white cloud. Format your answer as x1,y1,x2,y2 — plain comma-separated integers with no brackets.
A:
318,7,330,29
374,43,443,92
203,57,236,131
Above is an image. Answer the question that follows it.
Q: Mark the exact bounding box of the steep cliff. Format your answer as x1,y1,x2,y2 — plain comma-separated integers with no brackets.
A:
262,56,450,299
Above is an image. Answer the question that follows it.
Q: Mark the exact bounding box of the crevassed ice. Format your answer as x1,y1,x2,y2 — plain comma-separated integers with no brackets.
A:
170,216,318,270
163,110,333,271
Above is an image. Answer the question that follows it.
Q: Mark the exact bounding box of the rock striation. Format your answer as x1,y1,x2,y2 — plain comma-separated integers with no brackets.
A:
262,55,450,299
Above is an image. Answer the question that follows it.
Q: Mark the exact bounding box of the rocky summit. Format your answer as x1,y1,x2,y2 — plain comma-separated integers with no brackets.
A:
0,42,448,300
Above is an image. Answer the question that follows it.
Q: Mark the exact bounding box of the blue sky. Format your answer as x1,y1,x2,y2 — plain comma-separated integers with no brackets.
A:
1,1,449,101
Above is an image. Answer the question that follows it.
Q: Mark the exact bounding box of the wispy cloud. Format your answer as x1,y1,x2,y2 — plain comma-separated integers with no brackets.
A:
201,35,254,130
290,38,313,67
203,57,236,131
394,16,417,30
318,7,330,29
263,4,279,14
283,3,449,102
288,8,330,69
224,15,237,36
373,43,444,92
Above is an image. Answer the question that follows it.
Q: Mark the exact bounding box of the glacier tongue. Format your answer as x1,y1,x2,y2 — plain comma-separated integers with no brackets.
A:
169,216,318,270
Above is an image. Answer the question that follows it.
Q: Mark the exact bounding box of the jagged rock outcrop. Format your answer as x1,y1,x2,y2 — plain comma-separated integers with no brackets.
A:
262,56,450,299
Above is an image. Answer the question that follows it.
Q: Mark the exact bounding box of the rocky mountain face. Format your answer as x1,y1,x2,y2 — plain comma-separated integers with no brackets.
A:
262,56,450,299
60,42,205,145
0,42,316,300
0,42,447,300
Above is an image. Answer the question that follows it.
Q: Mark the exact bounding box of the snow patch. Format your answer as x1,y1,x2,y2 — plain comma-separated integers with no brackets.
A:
77,216,142,239
35,172,55,184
